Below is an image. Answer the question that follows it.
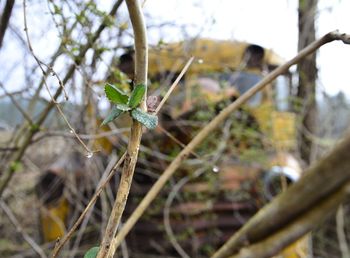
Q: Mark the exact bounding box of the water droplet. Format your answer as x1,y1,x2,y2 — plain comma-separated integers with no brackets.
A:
198,59,204,64
85,152,93,159
212,166,219,173
69,129,74,134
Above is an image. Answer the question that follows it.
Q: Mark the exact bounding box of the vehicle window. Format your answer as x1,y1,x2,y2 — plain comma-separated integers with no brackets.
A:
229,71,263,107
275,76,290,111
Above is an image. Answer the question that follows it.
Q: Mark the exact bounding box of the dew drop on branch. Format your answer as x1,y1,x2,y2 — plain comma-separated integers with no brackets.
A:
85,152,93,159
212,166,219,173
69,129,74,134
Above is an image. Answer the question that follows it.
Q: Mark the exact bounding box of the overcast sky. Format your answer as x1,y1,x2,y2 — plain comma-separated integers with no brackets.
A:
1,0,349,99
143,0,350,97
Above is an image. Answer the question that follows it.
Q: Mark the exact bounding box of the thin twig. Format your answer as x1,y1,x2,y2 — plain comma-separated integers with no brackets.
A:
109,31,350,251
32,128,129,143
0,200,47,258
211,31,350,258
23,0,92,155
50,152,126,258
155,57,194,114
0,0,124,198
0,82,33,125
50,74,199,256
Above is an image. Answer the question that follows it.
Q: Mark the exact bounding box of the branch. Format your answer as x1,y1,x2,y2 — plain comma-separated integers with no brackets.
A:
0,82,33,125
53,37,194,258
97,0,148,257
227,183,350,258
212,130,350,257
0,0,15,48
336,205,350,258
51,152,126,258
0,0,124,198
110,30,350,250
0,200,47,258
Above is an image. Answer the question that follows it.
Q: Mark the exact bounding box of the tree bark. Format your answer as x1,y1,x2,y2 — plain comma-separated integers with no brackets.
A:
0,0,15,48
297,0,318,164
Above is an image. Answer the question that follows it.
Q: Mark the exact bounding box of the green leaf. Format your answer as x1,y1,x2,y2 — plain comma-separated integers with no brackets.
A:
131,108,158,129
104,83,129,105
84,246,99,258
116,103,131,111
128,84,146,108
101,106,124,126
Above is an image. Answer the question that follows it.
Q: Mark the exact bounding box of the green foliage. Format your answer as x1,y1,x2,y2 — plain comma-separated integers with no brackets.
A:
116,104,131,111
104,83,129,105
128,84,146,109
131,108,158,129
101,106,123,126
102,83,158,129
84,246,99,258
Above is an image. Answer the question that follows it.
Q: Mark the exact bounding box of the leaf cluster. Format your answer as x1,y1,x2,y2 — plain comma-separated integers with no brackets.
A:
102,83,158,129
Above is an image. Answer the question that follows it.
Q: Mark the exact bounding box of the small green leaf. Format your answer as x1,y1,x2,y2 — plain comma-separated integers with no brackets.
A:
131,108,158,129
101,106,124,126
116,103,131,111
84,246,99,258
105,83,129,105
128,84,146,108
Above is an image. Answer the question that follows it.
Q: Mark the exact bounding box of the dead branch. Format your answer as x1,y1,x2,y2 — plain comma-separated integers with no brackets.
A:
212,122,350,257
0,200,47,258
0,0,124,198
0,0,15,48
110,30,350,251
226,183,350,258
50,152,126,258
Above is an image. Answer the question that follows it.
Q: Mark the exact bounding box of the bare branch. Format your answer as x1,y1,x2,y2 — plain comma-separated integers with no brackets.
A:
0,0,124,198
110,31,350,251
0,200,47,258
51,152,127,258
226,183,350,258
0,0,15,48
98,0,148,257
212,128,350,258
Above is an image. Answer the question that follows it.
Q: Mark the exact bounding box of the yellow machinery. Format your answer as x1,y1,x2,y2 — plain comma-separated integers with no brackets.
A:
37,38,310,257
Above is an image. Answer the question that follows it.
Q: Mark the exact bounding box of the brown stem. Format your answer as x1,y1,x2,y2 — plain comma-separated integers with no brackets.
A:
97,0,148,257
227,183,350,258
50,152,126,258
109,31,350,250
0,0,15,48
